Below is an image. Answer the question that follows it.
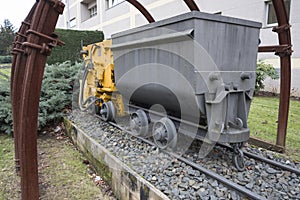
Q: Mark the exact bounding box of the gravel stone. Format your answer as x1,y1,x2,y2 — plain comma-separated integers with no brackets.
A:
245,182,254,190
211,180,218,187
189,179,196,186
70,111,300,200
266,167,279,174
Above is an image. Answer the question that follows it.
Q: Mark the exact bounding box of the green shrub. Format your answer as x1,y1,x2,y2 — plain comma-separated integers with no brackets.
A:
47,29,104,64
0,79,12,134
0,55,12,64
38,61,81,127
256,61,279,91
0,61,81,135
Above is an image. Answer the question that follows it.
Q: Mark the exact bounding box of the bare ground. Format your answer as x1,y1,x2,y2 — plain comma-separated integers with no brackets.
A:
0,125,116,200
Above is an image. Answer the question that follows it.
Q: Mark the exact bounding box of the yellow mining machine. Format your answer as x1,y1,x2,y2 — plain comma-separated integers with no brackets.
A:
79,40,124,121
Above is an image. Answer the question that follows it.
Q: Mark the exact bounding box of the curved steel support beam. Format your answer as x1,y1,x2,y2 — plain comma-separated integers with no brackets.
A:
272,0,292,147
11,0,65,199
183,0,200,11
257,0,292,148
11,2,38,176
126,0,155,23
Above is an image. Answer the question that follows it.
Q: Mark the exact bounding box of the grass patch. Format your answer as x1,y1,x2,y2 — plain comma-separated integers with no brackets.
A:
0,132,114,199
249,96,300,161
0,64,11,67
0,135,20,200
0,68,10,81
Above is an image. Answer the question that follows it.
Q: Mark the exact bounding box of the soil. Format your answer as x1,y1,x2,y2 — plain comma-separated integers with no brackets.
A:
0,123,116,200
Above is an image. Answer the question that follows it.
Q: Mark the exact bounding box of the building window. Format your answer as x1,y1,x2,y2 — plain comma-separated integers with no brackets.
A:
266,0,290,26
106,0,124,9
69,17,76,28
81,0,97,22
89,5,97,18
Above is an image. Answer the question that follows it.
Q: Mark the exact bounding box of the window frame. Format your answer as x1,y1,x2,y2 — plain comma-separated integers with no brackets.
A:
89,4,97,18
265,0,291,27
69,17,76,28
106,0,125,10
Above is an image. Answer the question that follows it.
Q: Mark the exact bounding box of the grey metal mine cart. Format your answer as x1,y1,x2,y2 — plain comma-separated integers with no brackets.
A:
111,11,262,170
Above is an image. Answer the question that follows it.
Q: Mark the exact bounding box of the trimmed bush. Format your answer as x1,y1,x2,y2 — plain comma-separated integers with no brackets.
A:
47,29,104,64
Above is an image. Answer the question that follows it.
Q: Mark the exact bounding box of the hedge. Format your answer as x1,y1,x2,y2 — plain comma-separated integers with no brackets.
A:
47,29,104,64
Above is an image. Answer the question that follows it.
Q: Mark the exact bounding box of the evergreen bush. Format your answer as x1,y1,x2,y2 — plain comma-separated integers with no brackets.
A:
0,78,12,134
0,55,12,64
39,61,81,127
0,61,81,135
255,61,279,91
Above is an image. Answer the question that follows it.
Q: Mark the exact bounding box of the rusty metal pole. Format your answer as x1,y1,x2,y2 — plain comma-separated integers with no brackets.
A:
11,3,37,175
255,0,292,148
272,0,292,147
183,0,200,11
11,0,65,199
126,0,155,23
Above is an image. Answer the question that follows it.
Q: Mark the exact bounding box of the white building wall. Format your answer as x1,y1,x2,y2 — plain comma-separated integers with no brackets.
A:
56,0,300,96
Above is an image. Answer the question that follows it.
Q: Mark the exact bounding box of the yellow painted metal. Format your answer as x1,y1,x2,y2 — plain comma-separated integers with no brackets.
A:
81,40,124,115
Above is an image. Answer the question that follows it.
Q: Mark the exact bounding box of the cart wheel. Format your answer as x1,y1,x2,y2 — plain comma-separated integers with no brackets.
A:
100,101,115,122
95,104,101,115
130,109,149,137
152,117,177,149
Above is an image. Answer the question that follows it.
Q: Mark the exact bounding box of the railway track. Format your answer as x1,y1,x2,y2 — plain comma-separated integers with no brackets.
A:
69,110,300,200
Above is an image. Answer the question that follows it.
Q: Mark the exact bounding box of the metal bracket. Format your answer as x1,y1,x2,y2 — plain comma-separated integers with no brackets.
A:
27,29,65,46
21,21,31,27
258,44,293,57
47,0,65,14
22,42,52,55
11,48,25,54
16,32,28,39
22,29,65,55
272,24,291,33
275,45,293,57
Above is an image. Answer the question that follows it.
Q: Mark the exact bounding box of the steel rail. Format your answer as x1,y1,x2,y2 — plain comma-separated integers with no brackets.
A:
217,143,300,175
104,119,266,200
244,151,300,175
11,0,65,199
168,152,267,200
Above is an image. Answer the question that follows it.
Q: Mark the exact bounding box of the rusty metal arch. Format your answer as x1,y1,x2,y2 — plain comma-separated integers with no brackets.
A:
11,0,65,199
125,0,200,22
183,0,200,11
11,0,292,199
125,0,155,23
